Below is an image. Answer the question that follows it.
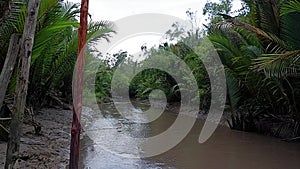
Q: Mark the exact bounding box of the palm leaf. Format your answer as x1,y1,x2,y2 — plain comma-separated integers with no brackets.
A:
225,68,241,110
281,0,300,16
0,0,25,64
253,50,300,77
280,0,300,50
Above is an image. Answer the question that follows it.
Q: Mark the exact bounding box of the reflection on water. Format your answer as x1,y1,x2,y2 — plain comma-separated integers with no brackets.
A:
80,102,300,169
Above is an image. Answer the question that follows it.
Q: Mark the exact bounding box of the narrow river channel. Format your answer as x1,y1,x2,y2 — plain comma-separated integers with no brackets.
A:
80,102,300,169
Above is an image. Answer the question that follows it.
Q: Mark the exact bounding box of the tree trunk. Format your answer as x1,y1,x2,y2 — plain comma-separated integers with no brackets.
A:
5,0,40,168
69,0,89,168
0,34,21,110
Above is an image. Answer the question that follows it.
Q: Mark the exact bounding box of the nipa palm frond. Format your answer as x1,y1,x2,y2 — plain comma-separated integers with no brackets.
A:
281,0,300,16
0,0,25,63
87,21,116,43
252,50,300,78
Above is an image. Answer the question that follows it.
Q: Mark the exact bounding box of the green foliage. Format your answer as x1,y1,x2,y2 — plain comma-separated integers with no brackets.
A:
131,69,177,101
27,1,114,107
281,0,300,16
0,0,114,107
1,0,297,138
79,50,110,104
0,0,25,68
207,0,300,137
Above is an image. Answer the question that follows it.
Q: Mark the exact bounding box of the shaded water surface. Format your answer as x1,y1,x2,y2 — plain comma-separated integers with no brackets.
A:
80,102,300,169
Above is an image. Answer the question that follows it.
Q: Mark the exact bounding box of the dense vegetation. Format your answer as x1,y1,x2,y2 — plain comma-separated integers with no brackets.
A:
0,0,114,107
89,0,300,138
0,0,114,143
2,0,299,168
206,0,300,138
1,0,300,141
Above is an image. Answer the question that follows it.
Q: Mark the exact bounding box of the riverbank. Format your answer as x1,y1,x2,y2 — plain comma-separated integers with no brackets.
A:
0,101,298,168
0,108,72,169
135,100,230,125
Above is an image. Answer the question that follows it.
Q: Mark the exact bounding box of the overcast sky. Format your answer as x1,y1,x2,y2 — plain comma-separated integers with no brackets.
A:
68,0,242,20
67,0,242,57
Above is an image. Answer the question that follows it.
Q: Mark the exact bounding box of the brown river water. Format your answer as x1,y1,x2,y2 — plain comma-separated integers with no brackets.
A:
79,102,300,169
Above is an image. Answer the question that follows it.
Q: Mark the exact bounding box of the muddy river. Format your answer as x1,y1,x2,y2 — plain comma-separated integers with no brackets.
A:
79,102,300,169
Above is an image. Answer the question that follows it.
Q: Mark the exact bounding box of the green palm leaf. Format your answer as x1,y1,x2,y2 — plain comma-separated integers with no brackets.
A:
281,0,300,16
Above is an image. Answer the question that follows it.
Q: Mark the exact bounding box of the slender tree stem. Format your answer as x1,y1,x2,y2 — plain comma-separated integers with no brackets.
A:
69,0,89,168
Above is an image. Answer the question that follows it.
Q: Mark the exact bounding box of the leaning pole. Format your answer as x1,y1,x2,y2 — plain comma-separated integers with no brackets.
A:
69,0,89,168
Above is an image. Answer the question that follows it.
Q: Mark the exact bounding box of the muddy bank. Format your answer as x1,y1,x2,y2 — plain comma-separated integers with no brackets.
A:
0,108,72,169
0,101,299,168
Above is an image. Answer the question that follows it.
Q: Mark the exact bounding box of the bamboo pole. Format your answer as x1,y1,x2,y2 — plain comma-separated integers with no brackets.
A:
69,0,89,168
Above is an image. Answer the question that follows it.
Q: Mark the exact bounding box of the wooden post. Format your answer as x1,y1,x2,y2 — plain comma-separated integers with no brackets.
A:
5,0,40,168
69,0,89,168
0,34,21,110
